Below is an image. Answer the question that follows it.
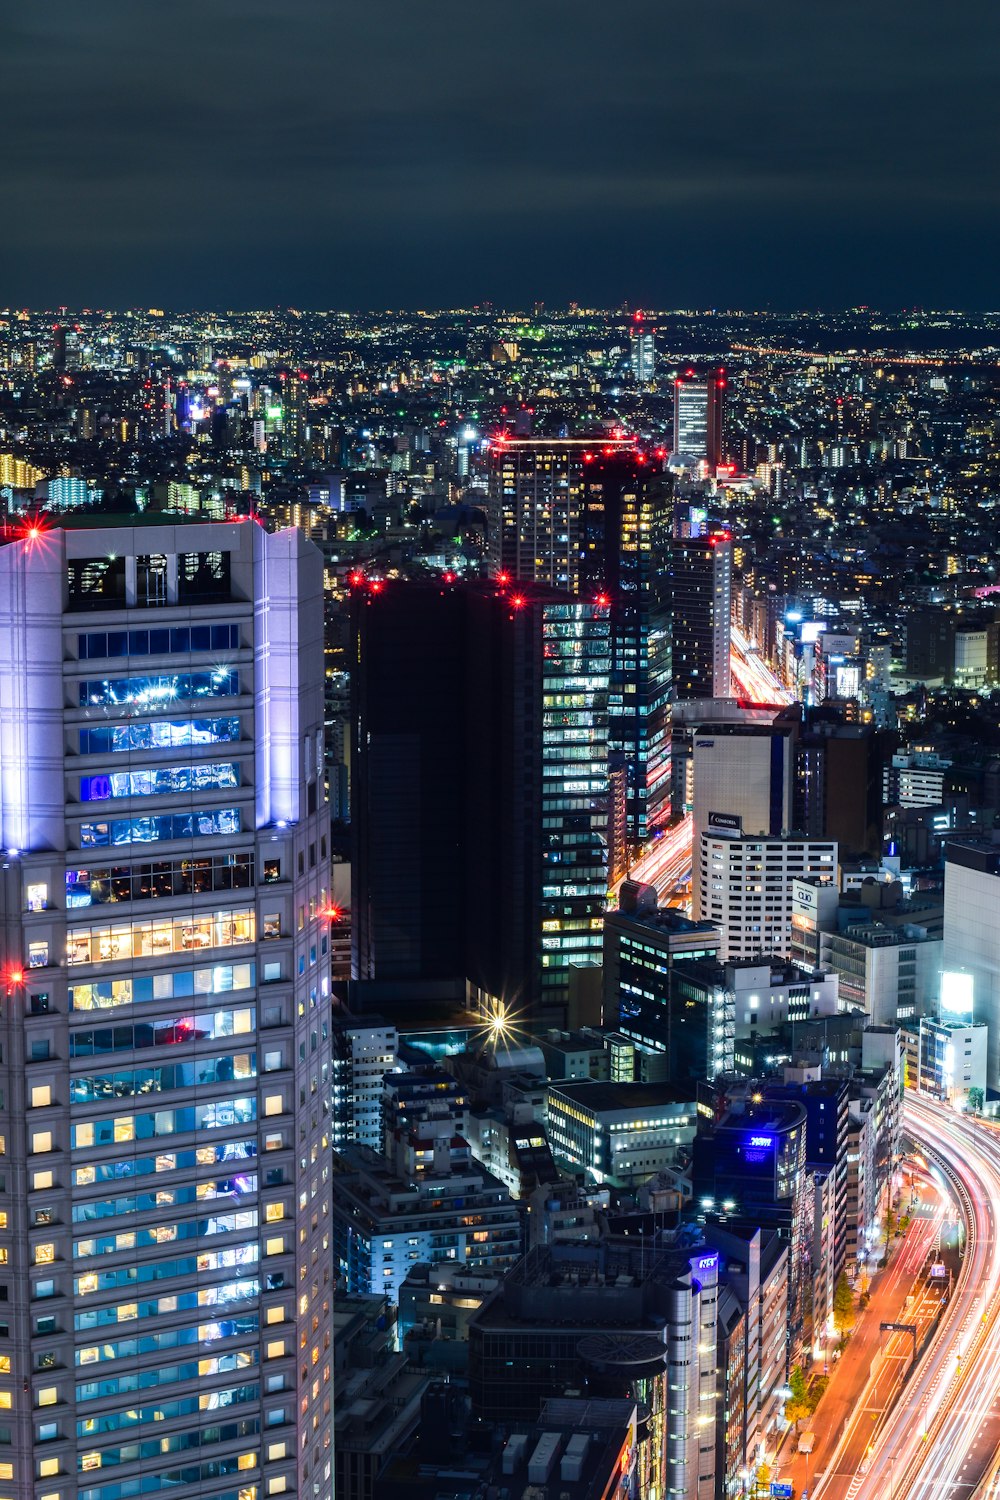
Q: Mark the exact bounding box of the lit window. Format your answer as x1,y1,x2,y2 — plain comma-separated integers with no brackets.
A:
34,1245,55,1266
26,884,47,913
264,1096,282,1118
265,1340,286,1359
30,1087,51,1110
267,1441,287,1461
28,943,49,969
265,1204,284,1223
37,1388,58,1407
39,1457,60,1477
31,1133,53,1155
265,1238,285,1257
32,1171,54,1191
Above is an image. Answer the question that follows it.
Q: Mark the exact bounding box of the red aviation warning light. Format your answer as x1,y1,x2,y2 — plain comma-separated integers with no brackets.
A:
348,570,365,588
496,571,511,586
510,595,526,610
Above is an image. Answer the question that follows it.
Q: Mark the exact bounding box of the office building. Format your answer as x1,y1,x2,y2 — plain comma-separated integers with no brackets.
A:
672,529,733,700
819,923,942,1026
692,1100,810,1348
918,1017,988,1107
334,1293,431,1500
696,832,838,960
469,1239,719,1500
943,839,1000,1091
675,956,838,1049
485,433,633,590
546,1079,699,1184
331,1144,523,1304
705,1222,789,1490
0,519,332,1500
605,888,723,1078
673,368,726,470
331,1013,398,1150
630,322,656,382
691,718,798,844
351,580,611,1022
579,449,673,840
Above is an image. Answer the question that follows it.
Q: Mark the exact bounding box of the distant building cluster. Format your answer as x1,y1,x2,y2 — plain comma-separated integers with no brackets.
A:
0,303,997,1499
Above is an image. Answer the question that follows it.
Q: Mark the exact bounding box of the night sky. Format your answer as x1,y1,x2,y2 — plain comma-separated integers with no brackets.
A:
2,0,998,310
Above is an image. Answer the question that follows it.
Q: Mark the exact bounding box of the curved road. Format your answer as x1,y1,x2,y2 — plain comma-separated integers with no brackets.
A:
823,1094,1000,1500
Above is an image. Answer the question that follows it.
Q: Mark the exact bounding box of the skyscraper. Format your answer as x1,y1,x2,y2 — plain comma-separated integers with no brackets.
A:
350,579,610,1022
629,312,655,383
579,450,673,841
672,529,733,699
672,368,726,471
485,433,633,589
0,518,333,1500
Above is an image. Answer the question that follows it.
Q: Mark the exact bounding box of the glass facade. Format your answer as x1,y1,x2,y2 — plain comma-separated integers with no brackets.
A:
539,601,610,1005
78,624,240,659
78,668,240,710
0,523,330,1500
80,762,240,801
79,807,242,847
80,717,242,754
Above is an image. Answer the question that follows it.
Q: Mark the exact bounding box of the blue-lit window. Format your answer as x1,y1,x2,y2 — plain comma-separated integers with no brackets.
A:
74,1382,260,1435
75,1277,259,1329
69,1051,256,1103
70,1097,257,1149
71,1176,256,1224
79,806,242,848
80,762,240,802
75,1205,258,1258
78,669,239,710
71,1009,254,1056
73,1138,257,1187
78,624,240,660
80,717,241,755
75,1316,258,1362
69,961,255,1011
77,1353,259,1403
81,1461,255,1500
66,852,254,908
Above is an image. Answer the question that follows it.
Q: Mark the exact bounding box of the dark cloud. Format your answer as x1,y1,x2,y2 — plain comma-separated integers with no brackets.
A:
1,0,998,307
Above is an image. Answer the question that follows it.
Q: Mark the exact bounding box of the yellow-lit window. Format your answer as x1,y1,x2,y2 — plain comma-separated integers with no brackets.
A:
33,1170,54,1191
265,1237,285,1257
31,1132,53,1155
34,1245,55,1266
264,1095,282,1118
265,1306,284,1326
238,1453,257,1472
37,1388,57,1407
0,1460,10,1477
267,1479,287,1496
80,1452,101,1471
39,1458,59,1477
267,1441,287,1461
265,1340,285,1359
113,1118,134,1144
31,1087,51,1109
0,1395,10,1410
265,1204,284,1223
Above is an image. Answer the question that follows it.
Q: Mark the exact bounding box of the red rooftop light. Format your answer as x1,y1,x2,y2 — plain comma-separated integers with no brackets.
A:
510,595,526,610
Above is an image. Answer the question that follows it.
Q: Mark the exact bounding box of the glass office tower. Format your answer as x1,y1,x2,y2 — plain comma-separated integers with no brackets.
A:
0,520,332,1500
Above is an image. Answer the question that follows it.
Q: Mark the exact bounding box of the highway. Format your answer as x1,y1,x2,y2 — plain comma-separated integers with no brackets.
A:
730,622,795,706
619,813,693,903
813,1094,1000,1500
